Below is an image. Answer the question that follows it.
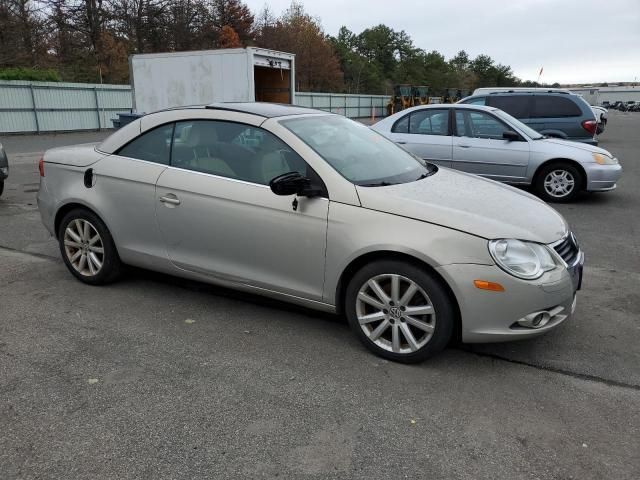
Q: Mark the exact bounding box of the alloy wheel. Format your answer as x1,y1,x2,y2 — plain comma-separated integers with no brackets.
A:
63,219,104,276
356,274,436,354
543,169,575,198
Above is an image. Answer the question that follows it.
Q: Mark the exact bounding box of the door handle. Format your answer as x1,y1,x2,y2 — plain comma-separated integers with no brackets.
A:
396,141,407,144
159,194,181,206
458,144,471,148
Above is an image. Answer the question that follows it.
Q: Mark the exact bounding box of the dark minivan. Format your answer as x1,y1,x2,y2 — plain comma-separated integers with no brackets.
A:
459,90,598,145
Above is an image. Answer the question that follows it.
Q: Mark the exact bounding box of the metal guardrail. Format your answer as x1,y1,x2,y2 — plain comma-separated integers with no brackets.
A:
0,81,387,134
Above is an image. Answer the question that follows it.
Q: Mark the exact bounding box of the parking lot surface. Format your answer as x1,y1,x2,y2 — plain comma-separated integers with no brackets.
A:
1,113,639,479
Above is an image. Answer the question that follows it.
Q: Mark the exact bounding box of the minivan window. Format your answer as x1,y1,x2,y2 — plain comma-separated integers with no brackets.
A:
532,95,582,118
487,95,530,119
282,115,430,186
464,97,487,106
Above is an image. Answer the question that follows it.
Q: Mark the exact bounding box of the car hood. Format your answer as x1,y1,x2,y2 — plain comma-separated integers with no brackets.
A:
44,143,104,167
355,168,568,244
540,138,612,156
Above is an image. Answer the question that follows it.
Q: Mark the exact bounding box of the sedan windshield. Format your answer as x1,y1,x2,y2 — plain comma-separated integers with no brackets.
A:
493,109,544,140
281,115,430,186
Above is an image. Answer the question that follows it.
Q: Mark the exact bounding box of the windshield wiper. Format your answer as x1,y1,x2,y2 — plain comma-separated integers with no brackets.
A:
360,181,395,187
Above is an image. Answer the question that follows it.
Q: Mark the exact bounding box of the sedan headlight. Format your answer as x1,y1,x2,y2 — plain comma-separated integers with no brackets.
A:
489,239,558,280
593,152,618,165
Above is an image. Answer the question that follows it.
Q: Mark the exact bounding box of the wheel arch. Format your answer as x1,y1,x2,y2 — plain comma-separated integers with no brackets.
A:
54,201,110,240
532,158,587,187
335,250,462,342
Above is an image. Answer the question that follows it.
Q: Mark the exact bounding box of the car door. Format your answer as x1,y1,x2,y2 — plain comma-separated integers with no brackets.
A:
386,109,452,167
452,109,530,182
93,123,173,265
155,119,329,302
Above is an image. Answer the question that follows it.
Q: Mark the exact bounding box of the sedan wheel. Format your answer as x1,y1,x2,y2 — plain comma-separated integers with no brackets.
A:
543,169,575,199
346,260,454,363
58,208,122,285
356,274,436,354
534,162,583,203
64,219,104,276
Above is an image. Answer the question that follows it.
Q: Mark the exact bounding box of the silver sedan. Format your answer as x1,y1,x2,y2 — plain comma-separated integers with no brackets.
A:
371,104,622,202
37,103,583,362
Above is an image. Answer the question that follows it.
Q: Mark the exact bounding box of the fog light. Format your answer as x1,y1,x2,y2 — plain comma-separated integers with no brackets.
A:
531,312,550,327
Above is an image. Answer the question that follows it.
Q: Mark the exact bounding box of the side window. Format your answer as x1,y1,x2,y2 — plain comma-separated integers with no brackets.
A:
408,109,449,136
117,124,174,164
532,95,582,118
464,97,487,106
458,111,510,140
488,95,530,118
391,115,409,133
171,120,311,186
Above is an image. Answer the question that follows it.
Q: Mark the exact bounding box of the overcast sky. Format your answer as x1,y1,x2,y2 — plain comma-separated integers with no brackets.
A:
245,0,640,84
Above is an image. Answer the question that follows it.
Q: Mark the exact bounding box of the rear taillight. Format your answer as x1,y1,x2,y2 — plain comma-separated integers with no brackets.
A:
38,157,45,177
581,119,597,136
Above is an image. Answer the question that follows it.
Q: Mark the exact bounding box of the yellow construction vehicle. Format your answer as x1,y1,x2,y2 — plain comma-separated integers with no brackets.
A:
412,86,430,105
386,84,415,115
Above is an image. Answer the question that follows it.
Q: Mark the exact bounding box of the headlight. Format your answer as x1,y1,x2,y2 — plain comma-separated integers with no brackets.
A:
0,166,7,175
593,152,617,165
488,239,558,280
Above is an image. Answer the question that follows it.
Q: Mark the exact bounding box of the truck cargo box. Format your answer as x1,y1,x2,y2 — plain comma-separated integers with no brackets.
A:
129,47,295,113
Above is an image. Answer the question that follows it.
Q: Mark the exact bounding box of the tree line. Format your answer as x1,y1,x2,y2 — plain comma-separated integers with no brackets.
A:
0,0,549,93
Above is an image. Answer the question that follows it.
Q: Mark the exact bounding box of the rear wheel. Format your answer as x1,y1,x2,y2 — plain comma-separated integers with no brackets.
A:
534,162,584,203
0,179,4,197
58,208,122,285
345,260,454,363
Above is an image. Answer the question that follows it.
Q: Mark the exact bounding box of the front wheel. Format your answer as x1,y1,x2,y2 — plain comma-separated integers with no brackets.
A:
0,179,4,197
345,260,455,363
534,162,584,203
58,208,122,285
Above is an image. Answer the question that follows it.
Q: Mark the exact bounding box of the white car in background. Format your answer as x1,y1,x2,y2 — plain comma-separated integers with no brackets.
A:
371,104,622,202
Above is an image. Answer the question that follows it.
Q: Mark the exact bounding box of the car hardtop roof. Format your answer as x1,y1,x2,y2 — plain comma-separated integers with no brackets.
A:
205,102,329,118
403,103,497,111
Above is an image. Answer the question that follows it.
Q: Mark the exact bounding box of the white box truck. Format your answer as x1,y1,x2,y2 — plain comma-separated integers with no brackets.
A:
129,47,296,113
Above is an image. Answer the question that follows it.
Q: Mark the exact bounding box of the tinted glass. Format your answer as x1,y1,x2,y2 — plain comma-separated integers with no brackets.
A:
282,115,429,186
488,95,530,118
117,124,174,164
493,109,543,139
532,95,582,118
455,110,510,140
409,110,449,135
171,120,310,185
464,97,487,106
391,115,409,133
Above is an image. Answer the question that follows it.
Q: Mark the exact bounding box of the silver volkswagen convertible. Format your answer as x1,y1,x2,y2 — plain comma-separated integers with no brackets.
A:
37,103,584,363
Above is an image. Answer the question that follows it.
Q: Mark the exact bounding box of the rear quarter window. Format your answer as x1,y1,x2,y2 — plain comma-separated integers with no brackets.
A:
532,95,582,118
487,95,530,119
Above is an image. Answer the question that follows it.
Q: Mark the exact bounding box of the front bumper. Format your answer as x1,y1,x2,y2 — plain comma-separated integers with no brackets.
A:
437,255,583,343
584,162,623,192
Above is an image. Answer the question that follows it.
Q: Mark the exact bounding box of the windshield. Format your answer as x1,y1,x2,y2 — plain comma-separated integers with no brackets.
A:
280,115,430,186
493,109,544,140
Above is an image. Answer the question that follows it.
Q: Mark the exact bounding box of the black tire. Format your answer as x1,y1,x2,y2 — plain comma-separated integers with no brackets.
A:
0,179,4,197
57,208,122,285
345,260,455,363
534,162,584,203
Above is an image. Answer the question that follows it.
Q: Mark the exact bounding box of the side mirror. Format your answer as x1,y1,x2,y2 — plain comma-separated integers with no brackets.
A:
269,171,323,197
503,130,521,141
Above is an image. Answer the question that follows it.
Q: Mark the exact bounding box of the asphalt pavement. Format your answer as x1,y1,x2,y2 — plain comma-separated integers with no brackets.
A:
1,114,639,479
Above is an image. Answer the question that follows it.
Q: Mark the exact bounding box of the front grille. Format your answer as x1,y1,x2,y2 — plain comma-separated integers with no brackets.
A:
553,233,579,265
